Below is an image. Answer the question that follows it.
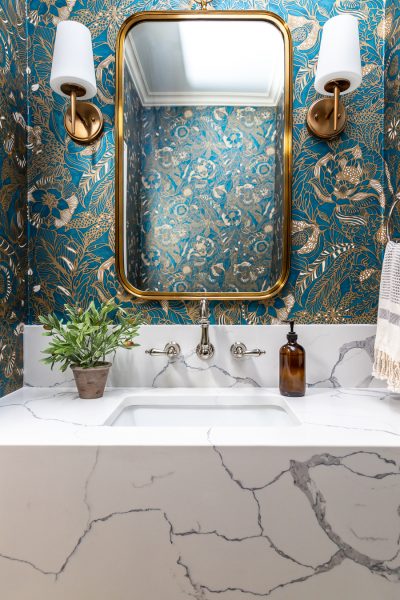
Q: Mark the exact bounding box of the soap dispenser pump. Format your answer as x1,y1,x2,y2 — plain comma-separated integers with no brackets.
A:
279,321,306,397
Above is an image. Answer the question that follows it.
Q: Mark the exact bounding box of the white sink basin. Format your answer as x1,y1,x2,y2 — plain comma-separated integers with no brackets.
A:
110,393,300,427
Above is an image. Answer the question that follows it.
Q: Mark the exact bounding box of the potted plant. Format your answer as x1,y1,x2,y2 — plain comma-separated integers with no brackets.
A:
39,301,141,399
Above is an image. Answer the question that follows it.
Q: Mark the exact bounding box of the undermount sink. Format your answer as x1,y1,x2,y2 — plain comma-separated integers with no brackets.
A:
110,393,300,428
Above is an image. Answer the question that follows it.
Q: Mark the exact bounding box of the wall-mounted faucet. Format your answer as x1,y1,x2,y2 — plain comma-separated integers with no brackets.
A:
196,299,215,360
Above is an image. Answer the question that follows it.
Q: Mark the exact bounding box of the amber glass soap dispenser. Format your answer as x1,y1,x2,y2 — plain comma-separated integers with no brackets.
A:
279,321,306,397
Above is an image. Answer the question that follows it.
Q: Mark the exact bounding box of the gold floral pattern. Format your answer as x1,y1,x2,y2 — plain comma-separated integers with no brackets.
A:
26,0,388,327
127,102,278,293
0,0,394,397
384,0,400,241
0,0,26,395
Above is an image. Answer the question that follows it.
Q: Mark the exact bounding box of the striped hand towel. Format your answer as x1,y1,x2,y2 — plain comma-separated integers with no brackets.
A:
373,241,400,392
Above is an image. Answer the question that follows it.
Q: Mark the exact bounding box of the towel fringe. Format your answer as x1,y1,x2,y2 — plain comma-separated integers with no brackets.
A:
373,349,400,393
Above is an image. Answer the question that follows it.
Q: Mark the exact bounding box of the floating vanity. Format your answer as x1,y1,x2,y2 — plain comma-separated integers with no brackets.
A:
0,386,399,599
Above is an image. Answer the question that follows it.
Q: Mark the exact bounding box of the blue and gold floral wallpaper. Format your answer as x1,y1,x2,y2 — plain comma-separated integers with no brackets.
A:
25,0,392,326
0,0,27,395
384,0,400,231
0,0,395,396
131,104,278,293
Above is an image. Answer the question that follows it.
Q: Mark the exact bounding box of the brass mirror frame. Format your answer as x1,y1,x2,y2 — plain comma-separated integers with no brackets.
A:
115,11,293,301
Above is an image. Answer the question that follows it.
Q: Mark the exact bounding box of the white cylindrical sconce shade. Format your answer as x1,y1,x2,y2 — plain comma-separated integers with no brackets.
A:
50,21,97,100
314,15,362,96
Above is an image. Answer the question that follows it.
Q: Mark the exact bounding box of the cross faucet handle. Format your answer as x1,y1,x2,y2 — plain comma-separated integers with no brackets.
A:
146,342,181,359
230,342,266,359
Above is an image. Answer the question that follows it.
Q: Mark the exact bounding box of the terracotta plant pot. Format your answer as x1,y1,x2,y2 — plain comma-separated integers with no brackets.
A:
71,362,111,399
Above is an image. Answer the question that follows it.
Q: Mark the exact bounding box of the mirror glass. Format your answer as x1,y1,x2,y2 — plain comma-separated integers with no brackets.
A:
118,15,291,298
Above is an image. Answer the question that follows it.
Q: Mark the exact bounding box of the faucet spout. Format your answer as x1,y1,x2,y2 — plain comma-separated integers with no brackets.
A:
196,299,215,360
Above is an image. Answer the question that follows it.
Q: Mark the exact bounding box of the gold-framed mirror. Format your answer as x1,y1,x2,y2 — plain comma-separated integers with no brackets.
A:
116,11,293,300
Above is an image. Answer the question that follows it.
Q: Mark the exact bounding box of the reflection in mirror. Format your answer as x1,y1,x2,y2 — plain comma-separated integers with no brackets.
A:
120,16,289,296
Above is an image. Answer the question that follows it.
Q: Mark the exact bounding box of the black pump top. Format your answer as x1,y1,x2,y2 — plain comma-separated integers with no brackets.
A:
284,320,298,343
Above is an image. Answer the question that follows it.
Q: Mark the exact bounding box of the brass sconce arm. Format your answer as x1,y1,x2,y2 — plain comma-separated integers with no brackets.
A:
71,89,76,134
60,82,103,144
324,79,350,132
333,85,340,131
307,78,350,140
60,83,86,136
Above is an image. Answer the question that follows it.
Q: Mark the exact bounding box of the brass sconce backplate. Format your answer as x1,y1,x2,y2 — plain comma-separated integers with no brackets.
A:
307,97,347,140
64,102,103,144
307,78,350,140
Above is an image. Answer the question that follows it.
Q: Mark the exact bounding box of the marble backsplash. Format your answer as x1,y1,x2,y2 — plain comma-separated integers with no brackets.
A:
24,324,380,390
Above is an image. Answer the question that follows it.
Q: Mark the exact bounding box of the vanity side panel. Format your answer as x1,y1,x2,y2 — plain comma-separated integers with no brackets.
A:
0,445,398,599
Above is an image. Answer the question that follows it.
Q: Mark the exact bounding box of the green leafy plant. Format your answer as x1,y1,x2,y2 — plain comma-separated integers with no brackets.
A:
39,301,141,372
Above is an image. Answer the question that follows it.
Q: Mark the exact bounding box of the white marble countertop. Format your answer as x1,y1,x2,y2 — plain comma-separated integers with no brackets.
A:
0,386,400,447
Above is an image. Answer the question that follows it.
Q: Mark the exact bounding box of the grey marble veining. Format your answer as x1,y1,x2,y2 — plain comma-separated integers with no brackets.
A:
0,443,399,598
8,322,397,598
308,336,376,388
1,386,399,446
0,386,399,597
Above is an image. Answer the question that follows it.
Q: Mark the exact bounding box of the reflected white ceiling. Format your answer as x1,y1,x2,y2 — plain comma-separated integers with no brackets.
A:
124,20,284,107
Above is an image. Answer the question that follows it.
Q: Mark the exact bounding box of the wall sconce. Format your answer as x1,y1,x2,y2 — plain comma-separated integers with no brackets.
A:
307,15,362,140
50,21,103,144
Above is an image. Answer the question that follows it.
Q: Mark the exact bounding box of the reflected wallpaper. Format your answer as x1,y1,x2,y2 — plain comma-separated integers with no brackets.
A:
124,63,143,287
270,91,285,287
26,0,391,325
131,104,277,294
0,0,27,394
